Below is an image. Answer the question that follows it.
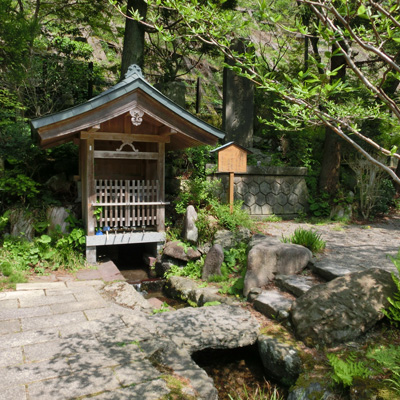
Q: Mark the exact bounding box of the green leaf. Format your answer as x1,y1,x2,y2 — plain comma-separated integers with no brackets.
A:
357,4,366,16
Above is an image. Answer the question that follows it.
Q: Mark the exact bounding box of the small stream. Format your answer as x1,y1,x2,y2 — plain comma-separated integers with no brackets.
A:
192,346,287,400
101,244,286,399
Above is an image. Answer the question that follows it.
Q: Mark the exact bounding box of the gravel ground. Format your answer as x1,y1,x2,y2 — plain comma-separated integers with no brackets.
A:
258,214,400,276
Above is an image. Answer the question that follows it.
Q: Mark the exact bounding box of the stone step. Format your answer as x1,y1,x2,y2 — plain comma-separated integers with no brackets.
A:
275,274,316,297
310,260,364,281
253,290,293,321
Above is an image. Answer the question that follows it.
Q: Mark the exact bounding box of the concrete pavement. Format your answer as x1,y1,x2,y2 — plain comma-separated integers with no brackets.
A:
0,281,170,400
0,279,260,400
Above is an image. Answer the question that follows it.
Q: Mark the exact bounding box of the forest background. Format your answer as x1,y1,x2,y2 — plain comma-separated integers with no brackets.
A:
1,0,400,242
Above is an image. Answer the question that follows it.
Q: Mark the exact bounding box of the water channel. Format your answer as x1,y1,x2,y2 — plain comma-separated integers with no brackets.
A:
98,244,287,399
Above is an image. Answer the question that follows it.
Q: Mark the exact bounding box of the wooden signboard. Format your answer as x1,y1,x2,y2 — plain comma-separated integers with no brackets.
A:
218,144,248,173
212,142,251,211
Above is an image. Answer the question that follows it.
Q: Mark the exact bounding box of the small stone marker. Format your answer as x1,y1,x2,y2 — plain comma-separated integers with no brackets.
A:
202,244,224,280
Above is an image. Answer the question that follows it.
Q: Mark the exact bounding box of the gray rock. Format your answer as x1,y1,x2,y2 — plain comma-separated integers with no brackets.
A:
275,274,316,297
154,255,186,278
198,242,212,256
291,268,397,347
236,227,252,243
258,335,302,386
9,209,35,240
163,241,201,262
213,228,252,251
46,172,71,193
103,282,152,310
311,261,364,281
202,244,224,280
253,290,293,320
287,382,335,400
165,276,239,306
247,287,262,301
47,206,71,234
151,304,260,352
214,229,236,250
244,237,312,296
182,205,198,244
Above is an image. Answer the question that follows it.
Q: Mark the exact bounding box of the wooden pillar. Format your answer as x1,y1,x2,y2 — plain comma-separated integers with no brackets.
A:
229,172,234,212
86,137,96,236
157,142,165,232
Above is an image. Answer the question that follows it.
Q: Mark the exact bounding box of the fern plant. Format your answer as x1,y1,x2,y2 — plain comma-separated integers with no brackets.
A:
383,250,400,325
367,345,400,394
327,353,370,387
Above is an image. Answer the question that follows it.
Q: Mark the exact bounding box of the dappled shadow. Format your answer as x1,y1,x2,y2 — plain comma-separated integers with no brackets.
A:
265,216,400,275
291,267,398,347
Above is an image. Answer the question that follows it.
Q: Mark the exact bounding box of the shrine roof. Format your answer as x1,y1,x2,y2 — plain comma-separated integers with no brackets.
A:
31,65,224,150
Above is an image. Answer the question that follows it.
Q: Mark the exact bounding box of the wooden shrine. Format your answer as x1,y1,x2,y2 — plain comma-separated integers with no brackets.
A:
31,65,224,263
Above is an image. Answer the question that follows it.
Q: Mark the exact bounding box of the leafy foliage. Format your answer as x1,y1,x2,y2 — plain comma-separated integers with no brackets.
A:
209,200,255,232
281,228,326,254
383,250,400,326
327,353,370,387
164,257,205,280
0,228,86,288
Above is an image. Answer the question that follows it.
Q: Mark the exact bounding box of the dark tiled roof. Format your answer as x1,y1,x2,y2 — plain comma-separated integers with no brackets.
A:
31,65,224,140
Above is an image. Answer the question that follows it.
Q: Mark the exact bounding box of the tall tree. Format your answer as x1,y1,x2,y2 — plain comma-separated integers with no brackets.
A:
120,0,148,78
135,0,400,184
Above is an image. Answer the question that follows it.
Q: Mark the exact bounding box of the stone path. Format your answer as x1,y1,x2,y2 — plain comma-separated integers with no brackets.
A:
26,261,125,283
0,281,259,400
263,215,400,278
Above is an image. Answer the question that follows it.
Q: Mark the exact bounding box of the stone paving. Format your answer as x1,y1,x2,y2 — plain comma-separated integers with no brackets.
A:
0,280,259,400
263,215,400,278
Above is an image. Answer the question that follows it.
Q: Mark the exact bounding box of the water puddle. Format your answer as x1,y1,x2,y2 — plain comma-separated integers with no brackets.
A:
192,345,287,400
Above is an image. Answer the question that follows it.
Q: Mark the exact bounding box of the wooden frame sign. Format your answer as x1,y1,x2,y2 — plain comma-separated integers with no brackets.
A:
211,142,251,211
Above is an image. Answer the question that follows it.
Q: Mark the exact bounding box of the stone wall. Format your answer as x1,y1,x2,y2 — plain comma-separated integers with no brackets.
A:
208,165,308,217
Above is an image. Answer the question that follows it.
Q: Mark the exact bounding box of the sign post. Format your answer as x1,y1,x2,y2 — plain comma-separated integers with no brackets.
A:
211,142,251,212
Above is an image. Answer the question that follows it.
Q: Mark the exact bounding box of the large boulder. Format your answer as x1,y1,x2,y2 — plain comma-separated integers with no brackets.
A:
182,205,198,244
244,235,312,296
202,244,224,280
163,241,201,262
291,268,397,347
258,335,302,387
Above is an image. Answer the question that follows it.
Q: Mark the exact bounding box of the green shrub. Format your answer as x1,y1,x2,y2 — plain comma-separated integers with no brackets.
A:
281,228,326,254
308,192,331,218
164,257,204,280
0,171,40,205
209,199,255,232
383,250,400,326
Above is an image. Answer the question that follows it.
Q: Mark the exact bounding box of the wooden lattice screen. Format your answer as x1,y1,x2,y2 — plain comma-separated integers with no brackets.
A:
95,180,159,229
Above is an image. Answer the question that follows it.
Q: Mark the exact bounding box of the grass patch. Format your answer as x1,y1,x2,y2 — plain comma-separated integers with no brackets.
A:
263,214,283,223
281,228,326,254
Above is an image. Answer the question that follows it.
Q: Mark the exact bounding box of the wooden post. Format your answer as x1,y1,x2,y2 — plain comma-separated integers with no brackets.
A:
211,142,251,213
157,142,165,232
229,172,234,212
86,137,96,236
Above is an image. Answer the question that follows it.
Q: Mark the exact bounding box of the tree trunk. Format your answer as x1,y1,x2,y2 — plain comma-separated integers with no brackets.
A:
120,0,147,80
319,44,346,194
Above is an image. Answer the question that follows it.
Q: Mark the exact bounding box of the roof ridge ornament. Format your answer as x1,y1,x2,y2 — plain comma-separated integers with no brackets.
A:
125,64,143,79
